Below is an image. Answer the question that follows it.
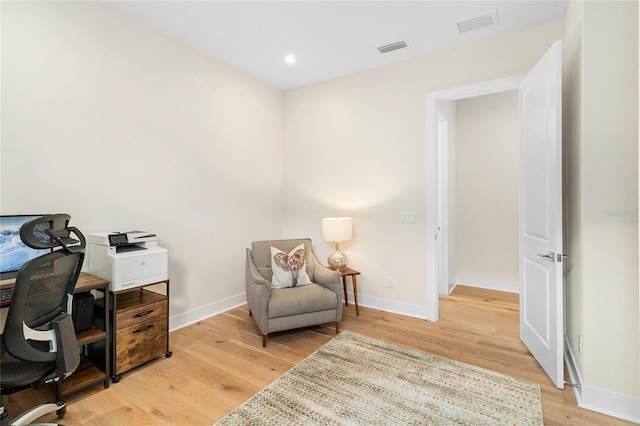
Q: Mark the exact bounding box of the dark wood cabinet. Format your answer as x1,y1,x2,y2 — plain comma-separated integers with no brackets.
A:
94,280,171,382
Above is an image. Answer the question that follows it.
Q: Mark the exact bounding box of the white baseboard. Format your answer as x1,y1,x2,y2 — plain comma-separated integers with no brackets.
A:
170,291,429,333
453,275,519,293
565,335,640,424
168,292,246,332
353,293,428,320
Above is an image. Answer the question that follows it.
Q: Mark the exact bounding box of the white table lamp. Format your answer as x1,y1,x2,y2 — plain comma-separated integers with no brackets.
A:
322,217,352,271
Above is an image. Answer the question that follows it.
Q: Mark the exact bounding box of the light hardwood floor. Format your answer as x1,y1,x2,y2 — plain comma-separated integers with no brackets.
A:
6,286,635,425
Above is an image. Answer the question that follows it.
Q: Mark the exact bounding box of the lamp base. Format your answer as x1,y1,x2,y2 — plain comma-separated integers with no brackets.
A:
328,248,347,271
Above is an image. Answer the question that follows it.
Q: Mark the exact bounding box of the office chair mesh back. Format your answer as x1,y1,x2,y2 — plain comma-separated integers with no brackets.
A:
4,251,83,362
1,251,83,392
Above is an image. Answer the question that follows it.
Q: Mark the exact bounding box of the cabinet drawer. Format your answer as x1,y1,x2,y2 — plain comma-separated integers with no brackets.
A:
115,315,167,375
116,299,167,329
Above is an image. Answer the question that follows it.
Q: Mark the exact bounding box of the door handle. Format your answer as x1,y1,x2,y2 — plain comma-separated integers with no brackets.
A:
537,252,555,261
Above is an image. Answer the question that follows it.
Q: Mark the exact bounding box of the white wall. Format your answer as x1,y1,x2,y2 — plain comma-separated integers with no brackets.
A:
581,2,639,398
282,21,564,315
453,91,519,291
564,0,639,417
1,1,284,328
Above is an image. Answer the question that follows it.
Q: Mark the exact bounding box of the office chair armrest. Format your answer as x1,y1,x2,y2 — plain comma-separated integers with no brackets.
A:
52,314,80,377
15,313,80,374
13,323,57,363
22,323,57,352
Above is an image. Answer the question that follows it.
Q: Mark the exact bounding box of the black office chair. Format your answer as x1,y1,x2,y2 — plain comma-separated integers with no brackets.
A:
0,214,85,426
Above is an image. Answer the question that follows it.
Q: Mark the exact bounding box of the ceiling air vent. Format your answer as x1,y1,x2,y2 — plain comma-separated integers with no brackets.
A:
457,10,498,33
377,40,408,54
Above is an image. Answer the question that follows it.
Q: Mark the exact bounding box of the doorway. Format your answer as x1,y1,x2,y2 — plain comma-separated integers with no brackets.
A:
425,75,524,321
445,91,520,295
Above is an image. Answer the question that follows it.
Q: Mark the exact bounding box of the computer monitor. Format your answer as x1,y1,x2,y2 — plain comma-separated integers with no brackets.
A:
0,215,50,280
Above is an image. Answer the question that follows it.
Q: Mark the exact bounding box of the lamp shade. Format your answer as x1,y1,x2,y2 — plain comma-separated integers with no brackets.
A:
322,217,352,242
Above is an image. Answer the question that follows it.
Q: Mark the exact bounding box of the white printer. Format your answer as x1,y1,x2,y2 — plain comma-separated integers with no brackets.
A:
88,231,168,292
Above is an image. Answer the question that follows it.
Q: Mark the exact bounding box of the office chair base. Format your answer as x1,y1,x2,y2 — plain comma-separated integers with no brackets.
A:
9,401,65,426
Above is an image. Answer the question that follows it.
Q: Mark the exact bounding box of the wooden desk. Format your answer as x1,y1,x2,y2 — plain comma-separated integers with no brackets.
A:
341,267,361,316
1,272,107,299
65,272,111,397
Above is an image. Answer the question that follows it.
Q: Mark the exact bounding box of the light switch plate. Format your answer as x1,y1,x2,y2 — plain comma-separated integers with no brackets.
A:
400,212,416,224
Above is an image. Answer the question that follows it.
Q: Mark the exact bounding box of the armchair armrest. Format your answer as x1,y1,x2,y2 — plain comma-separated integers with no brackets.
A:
313,262,341,293
246,258,271,288
314,263,340,285
245,248,271,335
312,261,343,321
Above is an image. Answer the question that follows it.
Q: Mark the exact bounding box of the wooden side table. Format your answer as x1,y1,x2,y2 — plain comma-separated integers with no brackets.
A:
341,267,361,316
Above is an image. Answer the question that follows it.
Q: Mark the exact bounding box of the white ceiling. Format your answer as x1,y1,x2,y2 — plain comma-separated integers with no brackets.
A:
103,1,568,90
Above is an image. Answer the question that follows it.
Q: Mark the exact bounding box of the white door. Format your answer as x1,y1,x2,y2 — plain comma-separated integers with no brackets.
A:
519,40,564,389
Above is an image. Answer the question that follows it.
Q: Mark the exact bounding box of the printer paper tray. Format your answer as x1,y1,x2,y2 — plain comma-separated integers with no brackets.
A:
116,245,146,254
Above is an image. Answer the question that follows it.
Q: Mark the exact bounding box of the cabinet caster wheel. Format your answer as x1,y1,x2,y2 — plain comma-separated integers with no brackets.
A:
112,375,121,383
165,351,172,358
57,406,66,419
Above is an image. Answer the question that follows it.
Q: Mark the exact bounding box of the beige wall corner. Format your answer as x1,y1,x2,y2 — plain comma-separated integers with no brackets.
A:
563,0,639,410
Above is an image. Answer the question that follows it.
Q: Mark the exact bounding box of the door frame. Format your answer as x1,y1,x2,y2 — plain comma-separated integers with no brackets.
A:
425,74,524,321
436,110,450,297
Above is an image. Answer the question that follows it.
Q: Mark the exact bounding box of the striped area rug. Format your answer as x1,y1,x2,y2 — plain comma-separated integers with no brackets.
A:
216,331,543,425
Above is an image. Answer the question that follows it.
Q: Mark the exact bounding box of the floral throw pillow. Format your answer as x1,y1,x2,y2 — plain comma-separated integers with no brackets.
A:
270,244,312,288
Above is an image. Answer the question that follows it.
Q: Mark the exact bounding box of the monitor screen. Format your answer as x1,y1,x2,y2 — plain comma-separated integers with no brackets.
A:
0,215,50,280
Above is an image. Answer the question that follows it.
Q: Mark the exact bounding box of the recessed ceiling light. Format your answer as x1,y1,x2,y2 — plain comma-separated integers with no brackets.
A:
285,54,296,64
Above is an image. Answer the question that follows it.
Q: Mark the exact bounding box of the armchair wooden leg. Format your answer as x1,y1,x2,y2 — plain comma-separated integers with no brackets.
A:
335,322,340,334
262,334,268,348
249,309,252,317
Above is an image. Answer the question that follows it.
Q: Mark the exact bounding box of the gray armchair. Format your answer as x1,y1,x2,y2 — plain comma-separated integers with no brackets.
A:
245,239,343,347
